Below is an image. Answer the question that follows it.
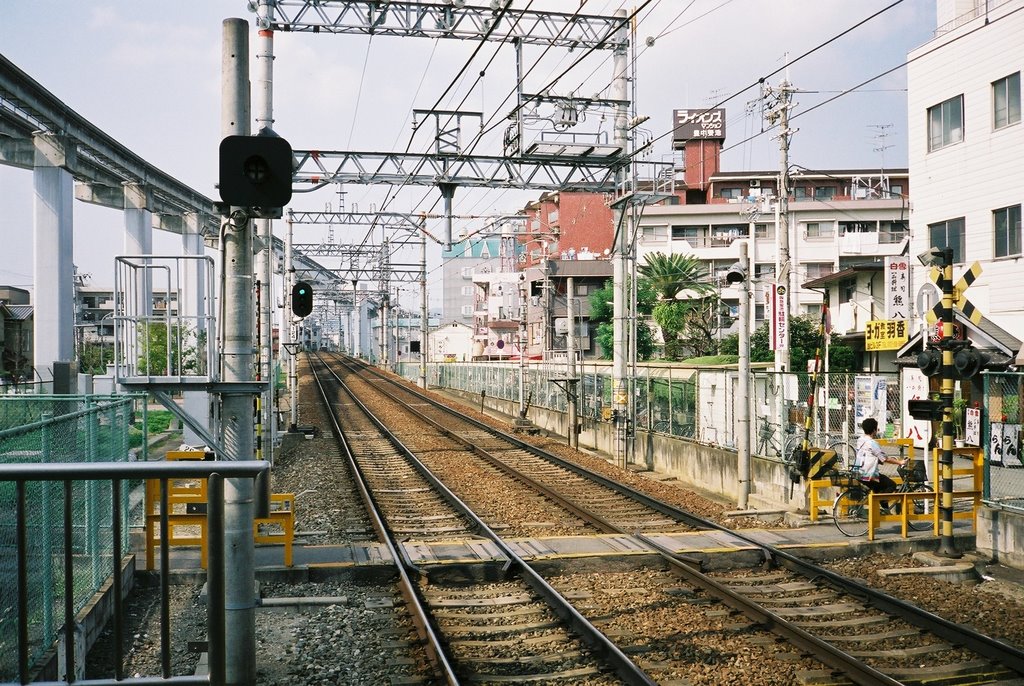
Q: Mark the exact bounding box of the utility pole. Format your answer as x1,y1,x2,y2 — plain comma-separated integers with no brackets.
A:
420,220,429,389
734,242,751,510
611,8,630,467
285,217,297,431
764,79,795,375
567,276,579,450
220,18,256,684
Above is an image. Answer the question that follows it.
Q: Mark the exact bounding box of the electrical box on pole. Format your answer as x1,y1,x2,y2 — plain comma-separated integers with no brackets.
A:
291,281,313,318
219,135,293,208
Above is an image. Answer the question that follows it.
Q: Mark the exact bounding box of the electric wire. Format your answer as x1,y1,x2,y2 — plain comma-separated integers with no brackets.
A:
345,35,374,150
717,2,1024,157
621,0,911,166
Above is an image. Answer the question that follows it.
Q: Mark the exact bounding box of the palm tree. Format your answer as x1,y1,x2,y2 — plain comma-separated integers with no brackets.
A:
637,252,714,360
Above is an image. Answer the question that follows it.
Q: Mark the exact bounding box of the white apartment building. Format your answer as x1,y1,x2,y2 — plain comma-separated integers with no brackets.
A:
908,0,1023,348
637,170,910,336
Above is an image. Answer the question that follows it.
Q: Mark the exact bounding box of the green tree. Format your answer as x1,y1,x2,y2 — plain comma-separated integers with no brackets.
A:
637,252,714,360
137,323,203,375
590,279,657,361
720,314,856,372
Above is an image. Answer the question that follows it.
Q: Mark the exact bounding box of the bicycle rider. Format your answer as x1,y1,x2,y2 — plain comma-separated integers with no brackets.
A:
854,417,907,506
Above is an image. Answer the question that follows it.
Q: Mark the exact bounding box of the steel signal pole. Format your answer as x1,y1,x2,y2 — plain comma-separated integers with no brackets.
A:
937,247,960,558
220,18,257,684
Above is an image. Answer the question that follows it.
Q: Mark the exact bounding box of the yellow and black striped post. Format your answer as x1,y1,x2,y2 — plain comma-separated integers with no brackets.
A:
937,247,961,558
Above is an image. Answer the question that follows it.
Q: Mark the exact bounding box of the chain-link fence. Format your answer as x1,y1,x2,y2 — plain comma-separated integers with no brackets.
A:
984,372,1024,510
409,362,904,468
0,395,139,680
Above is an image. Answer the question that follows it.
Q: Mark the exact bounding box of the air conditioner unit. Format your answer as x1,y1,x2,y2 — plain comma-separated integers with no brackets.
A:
749,179,761,188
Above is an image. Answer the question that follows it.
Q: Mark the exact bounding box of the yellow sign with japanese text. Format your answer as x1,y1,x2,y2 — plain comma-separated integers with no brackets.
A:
865,319,909,351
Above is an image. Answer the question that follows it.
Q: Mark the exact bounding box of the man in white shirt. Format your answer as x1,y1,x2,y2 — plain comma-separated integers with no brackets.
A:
855,417,907,506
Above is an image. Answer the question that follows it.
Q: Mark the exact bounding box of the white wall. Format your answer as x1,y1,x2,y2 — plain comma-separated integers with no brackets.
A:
908,2,1024,336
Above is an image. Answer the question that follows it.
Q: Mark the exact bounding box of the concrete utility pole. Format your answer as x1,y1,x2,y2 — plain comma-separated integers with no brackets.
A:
764,79,795,374
735,242,752,510
610,8,630,466
220,18,257,684
420,221,429,389
285,218,297,431
567,276,579,450
254,0,275,465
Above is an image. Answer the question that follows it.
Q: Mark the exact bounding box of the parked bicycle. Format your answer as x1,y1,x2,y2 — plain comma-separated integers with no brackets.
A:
831,460,932,537
755,415,856,470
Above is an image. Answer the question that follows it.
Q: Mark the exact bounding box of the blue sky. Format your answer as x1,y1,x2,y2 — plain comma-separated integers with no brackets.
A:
0,0,936,307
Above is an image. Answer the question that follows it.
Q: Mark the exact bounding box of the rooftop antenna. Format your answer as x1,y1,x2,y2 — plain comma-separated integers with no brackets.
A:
868,123,894,196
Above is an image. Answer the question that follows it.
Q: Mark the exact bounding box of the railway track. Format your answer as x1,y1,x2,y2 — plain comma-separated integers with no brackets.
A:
307,352,656,684
326,352,710,538
304,352,1024,685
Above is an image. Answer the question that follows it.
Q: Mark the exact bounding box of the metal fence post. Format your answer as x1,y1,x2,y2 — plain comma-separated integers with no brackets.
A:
40,412,55,644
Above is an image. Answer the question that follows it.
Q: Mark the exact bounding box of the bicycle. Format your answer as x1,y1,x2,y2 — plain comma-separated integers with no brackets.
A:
756,415,856,470
832,461,932,537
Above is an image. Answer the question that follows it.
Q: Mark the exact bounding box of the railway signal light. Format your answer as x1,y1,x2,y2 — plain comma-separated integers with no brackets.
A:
292,281,313,318
218,134,293,208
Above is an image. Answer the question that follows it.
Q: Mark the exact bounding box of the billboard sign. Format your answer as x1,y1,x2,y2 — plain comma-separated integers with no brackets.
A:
884,255,910,320
765,283,788,352
673,108,726,142
865,319,909,351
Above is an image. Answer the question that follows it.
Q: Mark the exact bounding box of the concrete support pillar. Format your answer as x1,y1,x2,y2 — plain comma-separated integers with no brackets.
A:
123,183,153,318
32,134,76,387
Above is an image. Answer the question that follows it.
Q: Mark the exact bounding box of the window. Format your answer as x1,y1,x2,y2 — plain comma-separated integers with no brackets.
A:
575,283,591,296
993,72,1021,129
994,205,1022,258
840,221,876,234
805,303,823,318
928,218,966,263
754,263,776,280
806,222,834,238
839,278,856,304
461,305,473,316
814,187,836,200
754,304,765,325
754,223,771,239
642,225,667,242
793,186,809,200
928,95,963,151
671,225,704,240
889,184,904,198
461,285,475,296
879,220,909,243
804,263,834,280
719,187,743,199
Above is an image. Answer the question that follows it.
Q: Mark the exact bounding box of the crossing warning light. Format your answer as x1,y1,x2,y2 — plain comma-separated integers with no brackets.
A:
954,347,991,379
291,281,313,318
916,348,943,377
218,135,293,208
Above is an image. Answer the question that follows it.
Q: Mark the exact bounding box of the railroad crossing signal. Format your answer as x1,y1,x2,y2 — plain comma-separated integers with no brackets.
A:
925,261,983,327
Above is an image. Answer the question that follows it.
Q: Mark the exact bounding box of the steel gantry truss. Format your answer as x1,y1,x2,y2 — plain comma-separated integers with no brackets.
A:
292,149,625,192
267,1,627,50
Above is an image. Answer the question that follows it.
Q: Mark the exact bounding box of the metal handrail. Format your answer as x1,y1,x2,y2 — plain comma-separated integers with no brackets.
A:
0,460,268,685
